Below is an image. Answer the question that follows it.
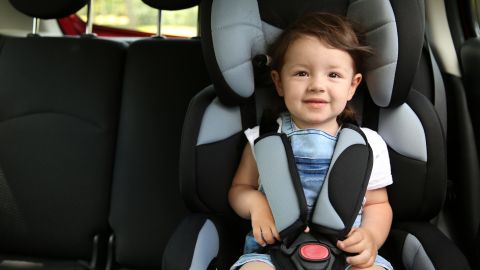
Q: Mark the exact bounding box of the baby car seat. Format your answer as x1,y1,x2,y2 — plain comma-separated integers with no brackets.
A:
162,0,471,269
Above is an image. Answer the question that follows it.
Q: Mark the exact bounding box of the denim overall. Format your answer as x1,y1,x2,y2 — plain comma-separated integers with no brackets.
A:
231,113,392,270
280,112,337,218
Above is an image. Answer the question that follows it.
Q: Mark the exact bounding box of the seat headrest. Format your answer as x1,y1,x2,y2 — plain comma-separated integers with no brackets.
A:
9,0,87,19
201,0,424,108
142,0,200,10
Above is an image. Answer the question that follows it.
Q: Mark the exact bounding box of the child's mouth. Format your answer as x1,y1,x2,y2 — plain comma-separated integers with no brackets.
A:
304,99,327,108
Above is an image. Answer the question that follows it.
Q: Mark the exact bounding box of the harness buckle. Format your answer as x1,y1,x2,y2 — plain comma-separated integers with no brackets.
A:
299,243,330,261
272,233,343,270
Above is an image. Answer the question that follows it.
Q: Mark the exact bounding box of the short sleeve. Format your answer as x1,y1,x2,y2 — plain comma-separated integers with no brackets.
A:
244,117,283,150
244,126,260,149
361,128,393,190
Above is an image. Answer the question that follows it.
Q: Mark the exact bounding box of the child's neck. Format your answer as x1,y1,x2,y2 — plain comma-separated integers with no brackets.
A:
291,119,340,136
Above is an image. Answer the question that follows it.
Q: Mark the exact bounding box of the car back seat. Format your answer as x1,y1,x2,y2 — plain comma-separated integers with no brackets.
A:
107,0,211,269
0,0,126,269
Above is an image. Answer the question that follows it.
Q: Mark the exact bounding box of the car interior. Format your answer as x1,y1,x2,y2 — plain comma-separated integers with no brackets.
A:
0,0,479,269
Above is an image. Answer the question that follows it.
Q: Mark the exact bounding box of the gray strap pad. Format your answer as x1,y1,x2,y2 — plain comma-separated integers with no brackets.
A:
254,133,307,242
311,124,372,239
254,125,372,243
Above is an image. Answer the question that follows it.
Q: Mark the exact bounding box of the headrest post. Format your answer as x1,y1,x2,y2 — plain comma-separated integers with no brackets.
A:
85,0,94,35
32,18,40,35
156,10,162,37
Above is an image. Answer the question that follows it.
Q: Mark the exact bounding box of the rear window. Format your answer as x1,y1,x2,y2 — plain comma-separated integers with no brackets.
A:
76,0,198,37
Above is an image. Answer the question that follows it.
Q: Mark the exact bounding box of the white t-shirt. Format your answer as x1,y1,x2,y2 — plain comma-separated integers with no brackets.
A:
244,124,393,191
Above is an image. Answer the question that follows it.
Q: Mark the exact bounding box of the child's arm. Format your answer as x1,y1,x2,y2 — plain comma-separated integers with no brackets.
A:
229,144,280,246
337,187,392,268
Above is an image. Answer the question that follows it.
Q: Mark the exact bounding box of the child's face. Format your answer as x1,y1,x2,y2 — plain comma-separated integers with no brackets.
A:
271,35,362,134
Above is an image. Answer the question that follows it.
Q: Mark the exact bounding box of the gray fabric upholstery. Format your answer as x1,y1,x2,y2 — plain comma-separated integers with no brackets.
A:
197,98,242,146
378,105,427,162
261,22,282,46
402,234,435,270
211,0,266,98
348,0,398,107
189,220,219,270
254,135,301,232
209,0,398,107
312,128,367,230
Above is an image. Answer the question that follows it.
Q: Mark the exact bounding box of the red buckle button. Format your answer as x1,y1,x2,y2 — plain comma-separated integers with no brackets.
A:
299,243,330,261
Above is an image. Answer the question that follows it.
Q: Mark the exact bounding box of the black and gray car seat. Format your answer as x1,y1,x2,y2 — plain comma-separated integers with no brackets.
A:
163,0,471,269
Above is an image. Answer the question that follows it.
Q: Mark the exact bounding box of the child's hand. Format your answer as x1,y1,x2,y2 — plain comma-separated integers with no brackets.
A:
250,204,280,246
336,228,377,268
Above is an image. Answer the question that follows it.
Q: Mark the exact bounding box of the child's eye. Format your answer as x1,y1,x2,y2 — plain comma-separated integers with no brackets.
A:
329,72,341,78
295,71,309,77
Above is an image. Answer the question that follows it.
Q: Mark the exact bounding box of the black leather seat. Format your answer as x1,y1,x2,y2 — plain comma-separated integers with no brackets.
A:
0,0,126,269
107,1,211,269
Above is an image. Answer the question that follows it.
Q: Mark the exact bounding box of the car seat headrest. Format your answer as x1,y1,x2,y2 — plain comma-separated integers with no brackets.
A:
201,0,424,108
142,0,200,11
9,0,87,19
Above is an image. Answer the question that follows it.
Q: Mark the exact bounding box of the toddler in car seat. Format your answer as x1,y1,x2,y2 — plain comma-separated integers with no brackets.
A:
228,12,394,270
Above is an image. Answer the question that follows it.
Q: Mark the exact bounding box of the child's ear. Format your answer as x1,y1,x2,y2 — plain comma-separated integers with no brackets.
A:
271,70,284,96
347,73,362,100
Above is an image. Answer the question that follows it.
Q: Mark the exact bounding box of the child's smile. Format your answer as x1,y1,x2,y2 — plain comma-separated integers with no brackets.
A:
303,97,328,109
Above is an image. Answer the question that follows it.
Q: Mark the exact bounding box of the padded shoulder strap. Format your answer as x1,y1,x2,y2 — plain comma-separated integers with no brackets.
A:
254,124,372,244
254,132,308,245
311,124,372,240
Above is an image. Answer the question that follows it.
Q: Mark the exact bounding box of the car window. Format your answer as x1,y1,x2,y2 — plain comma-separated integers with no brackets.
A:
76,0,198,37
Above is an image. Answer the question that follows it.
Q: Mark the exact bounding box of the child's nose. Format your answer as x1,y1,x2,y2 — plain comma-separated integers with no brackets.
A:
307,76,326,92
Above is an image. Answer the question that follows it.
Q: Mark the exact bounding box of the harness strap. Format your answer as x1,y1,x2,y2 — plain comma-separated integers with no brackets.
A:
254,132,308,246
240,97,257,130
253,122,373,269
311,124,373,240
254,124,372,240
